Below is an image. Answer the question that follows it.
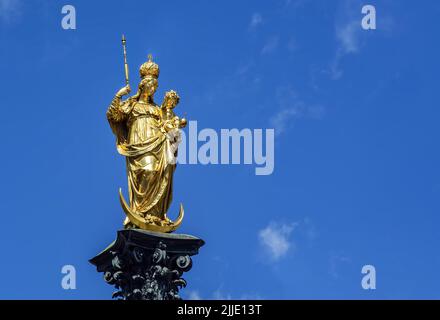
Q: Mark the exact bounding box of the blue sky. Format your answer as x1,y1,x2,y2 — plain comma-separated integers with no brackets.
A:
0,0,439,299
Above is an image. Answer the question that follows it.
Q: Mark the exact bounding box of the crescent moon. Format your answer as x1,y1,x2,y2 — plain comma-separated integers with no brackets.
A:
119,188,184,233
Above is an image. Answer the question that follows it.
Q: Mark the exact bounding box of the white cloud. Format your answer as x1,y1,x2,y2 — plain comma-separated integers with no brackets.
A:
270,107,301,136
240,293,263,300
336,20,361,54
188,289,262,300
212,290,262,300
328,0,365,79
235,60,255,77
285,0,310,9
330,19,362,80
330,1,393,80
187,290,202,300
249,12,262,30
269,86,324,136
0,0,21,23
259,222,298,260
270,87,302,135
213,290,232,300
302,217,318,242
261,36,279,55
329,253,351,278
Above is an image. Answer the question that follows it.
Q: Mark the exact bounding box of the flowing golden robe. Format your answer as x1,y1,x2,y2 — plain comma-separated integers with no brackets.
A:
107,96,179,226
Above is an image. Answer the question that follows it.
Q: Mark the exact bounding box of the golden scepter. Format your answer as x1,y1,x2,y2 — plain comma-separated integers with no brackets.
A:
121,34,129,85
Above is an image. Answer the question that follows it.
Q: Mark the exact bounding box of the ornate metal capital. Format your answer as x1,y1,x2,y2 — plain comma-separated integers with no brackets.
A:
90,229,204,300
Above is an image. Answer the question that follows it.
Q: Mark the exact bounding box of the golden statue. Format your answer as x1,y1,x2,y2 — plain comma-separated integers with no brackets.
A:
106,37,187,233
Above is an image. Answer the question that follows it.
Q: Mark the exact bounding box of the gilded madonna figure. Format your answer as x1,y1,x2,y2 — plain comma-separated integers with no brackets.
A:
106,55,187,232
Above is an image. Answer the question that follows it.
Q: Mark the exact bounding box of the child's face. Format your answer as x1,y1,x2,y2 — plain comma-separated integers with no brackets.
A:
166,97,177,109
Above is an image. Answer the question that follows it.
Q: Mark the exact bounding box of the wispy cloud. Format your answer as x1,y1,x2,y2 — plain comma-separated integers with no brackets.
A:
284,0,311,9
186,290,202,300
240,293,264,300
213,290,232,300
235,60,255,77
188,289,263,300
259,222,298,261
302,217,318,242
249,12,263,30
336,20,361,54
0,0,21,24
270,86,325,136
330,18,362,80
330,0,364,80
270,87,302,135
213,288,263,300
270,108,301,136
329,1,394,80
261,36,279,55
329,253,352,279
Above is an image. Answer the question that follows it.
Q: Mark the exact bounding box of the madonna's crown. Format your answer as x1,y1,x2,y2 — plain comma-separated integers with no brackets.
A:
139,54,159,79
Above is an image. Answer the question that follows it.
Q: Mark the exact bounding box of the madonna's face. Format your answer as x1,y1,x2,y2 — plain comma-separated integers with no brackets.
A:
143,79,158,96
